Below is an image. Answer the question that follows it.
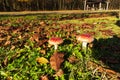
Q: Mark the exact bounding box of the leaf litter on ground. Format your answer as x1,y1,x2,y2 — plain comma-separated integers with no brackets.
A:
0,15,120,79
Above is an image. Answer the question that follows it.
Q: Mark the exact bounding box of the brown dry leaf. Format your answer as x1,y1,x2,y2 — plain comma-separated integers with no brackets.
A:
50,52,64,71
68,56,79,63
3,57,8,66
88,61,117,76
97,66,116,75
87,61,99,69
48,44,52,48
2,26,10,30
4,40,11,46
18,35,22,39
10,45,16,50
97,66,104,72
6,35,11,41
40,75,49,80
36,57,49,64
6,76,12,80
54,69,64,77
40,50,46,54
40,21,46,26
29,37,34,42
34,27,40,33
81,23,95,29
30,33,39,42
33,33,39,42
12,28,20,34
0,38,5,41
105,69,116,75
37,40,47,47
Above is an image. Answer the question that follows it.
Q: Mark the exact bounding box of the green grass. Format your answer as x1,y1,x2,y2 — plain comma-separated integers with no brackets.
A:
0,14,120,80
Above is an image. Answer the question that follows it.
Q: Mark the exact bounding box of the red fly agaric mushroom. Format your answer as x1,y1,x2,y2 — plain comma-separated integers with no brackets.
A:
76,34,94,49
48,37,63,50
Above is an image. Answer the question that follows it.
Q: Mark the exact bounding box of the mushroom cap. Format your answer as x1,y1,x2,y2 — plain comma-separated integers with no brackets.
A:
48,37,63,45
76,34,94,43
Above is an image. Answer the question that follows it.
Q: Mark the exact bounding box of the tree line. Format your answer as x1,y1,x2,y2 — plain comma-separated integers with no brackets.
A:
0,0,119,11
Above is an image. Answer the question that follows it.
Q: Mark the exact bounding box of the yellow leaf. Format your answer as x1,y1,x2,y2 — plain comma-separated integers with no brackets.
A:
36,57,49,64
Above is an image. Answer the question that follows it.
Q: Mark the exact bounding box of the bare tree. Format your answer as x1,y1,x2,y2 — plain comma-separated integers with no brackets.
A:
0,0,119,11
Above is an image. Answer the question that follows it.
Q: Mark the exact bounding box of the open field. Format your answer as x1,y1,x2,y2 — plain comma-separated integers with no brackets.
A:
0,13,120,80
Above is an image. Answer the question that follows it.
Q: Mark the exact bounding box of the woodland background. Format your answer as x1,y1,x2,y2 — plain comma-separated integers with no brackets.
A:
0,0,120,11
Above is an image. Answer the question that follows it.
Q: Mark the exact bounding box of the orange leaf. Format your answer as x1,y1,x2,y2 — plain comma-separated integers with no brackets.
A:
40,75,49,80
40,50,46,54
105,69,116,75
4,40,11,46
54,69,64,77
36,57,49,64
68,56,79,63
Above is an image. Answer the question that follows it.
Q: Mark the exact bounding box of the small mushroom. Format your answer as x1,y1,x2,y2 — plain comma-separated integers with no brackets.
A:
76,34,94,50
48,37,63,50
76,34,94,70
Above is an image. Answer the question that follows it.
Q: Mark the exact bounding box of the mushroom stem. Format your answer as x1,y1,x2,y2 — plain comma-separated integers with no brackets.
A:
82,42,87,54
82,42,87,48
54,44,58,50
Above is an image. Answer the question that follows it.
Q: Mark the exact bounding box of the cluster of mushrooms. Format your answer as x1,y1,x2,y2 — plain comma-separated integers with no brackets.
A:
48,33,94,52
47,33,94,76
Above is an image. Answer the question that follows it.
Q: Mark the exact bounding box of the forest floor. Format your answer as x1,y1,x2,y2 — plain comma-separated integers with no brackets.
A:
0,13,120,79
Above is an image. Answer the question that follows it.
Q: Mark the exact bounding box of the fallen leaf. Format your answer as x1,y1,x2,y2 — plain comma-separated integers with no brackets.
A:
6,35,11,40
33,33,39,42
30,33,39,42
97,66,104,73
68,56,79,63
81,23,95,29
3,57,8,66
6,76,12,80
4,40,11,46
105,69,116,75
36,57,49,64
40,50,46,54
97,66,116,75
40,75,49,80
50,52,64,71
18,35,22,39
48,44,52,48
10,45,15,50
40,21,46,26
0,38,5,41
54,69,64,77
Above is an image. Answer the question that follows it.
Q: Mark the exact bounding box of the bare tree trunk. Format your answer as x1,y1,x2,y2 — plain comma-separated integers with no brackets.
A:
106,1,109,10
59,0,62,10
118,5,120,19
36,0,39,10
99,2,102,10
84,0,87,10
62,0,65,10
2,0,6,11
3,0,10,11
